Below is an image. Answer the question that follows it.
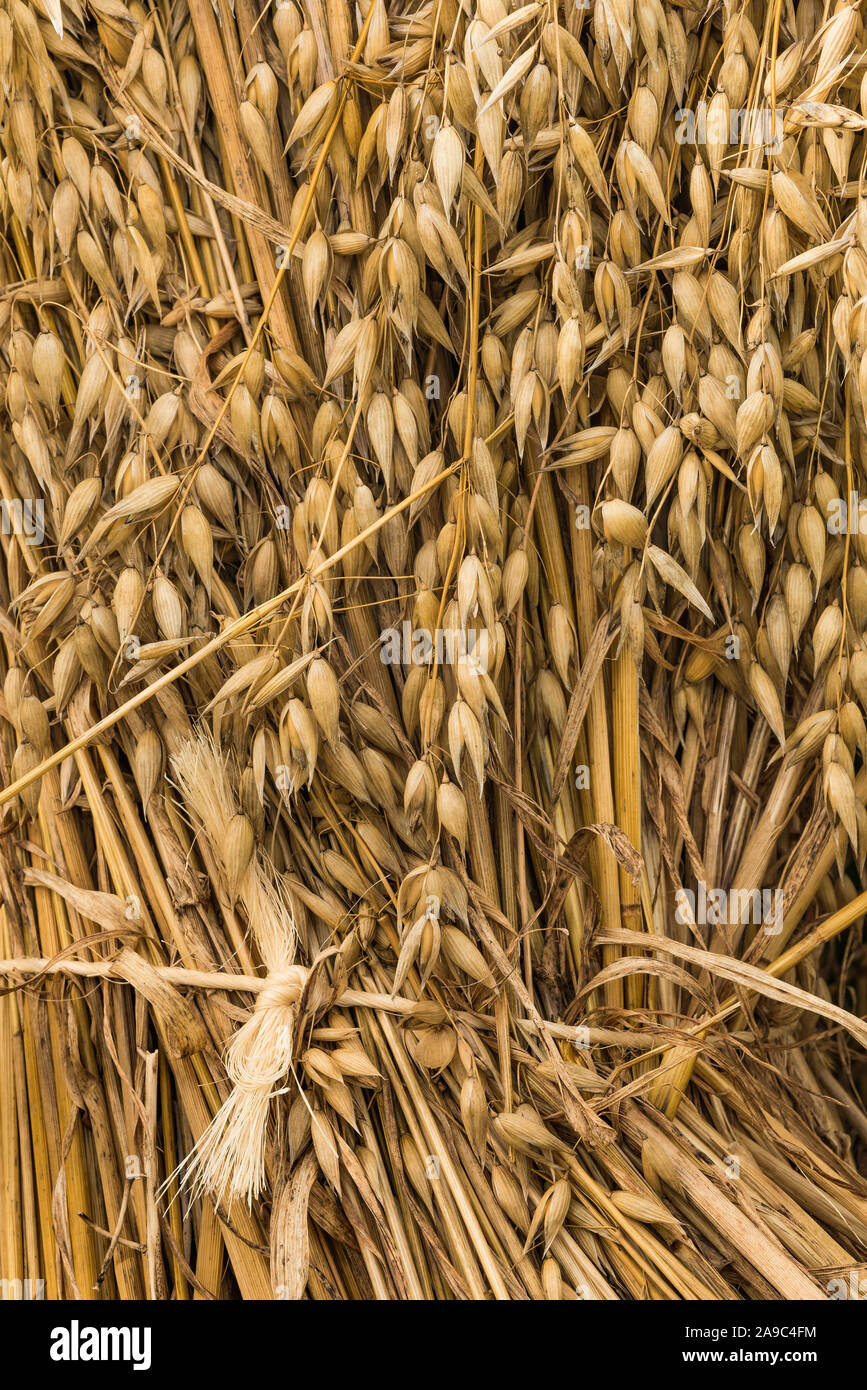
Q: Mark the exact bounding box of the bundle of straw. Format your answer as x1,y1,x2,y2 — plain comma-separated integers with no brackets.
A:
0,0,865,1302
168,734,301,1207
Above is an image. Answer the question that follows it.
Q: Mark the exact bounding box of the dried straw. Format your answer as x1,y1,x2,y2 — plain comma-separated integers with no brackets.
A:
0,0,864,1303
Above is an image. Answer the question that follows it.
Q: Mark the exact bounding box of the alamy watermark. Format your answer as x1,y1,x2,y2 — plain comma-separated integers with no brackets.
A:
0,1278,44,1299
675,102,783,153
379,621,490,672
0,498,43,545
827,492,867,535
826,1270,867,1299
675,881,784,935
49,1321,151,1370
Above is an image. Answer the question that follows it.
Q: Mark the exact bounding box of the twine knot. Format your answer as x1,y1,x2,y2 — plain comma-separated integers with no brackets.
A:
255,966,304,1012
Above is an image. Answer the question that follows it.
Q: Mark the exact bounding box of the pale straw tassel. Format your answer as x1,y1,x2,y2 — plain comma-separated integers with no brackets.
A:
168,733,299,1206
